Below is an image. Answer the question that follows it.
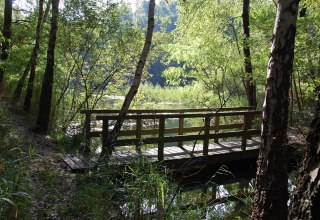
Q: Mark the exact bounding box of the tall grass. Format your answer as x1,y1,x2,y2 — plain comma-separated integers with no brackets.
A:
132,82,249,109
0,105,32,219
72,156,254,219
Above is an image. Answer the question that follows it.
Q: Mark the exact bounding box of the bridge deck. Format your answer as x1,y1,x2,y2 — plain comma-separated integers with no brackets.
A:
70,107,262,172
110,138,260,166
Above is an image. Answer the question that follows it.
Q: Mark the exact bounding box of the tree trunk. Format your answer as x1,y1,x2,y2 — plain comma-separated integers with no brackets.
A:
252,1,299,219
242,0,256,108
0,0,13,87
100,0,155,159
289,88,320,220
23,0,46,112
13,61,31,101
13,0,47,103
34,0,59,133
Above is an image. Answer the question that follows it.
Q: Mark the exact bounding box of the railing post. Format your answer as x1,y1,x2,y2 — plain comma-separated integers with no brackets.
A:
203,115,210,156
136,113,142,153
158,116,165,161
241,114,248,151
81,112,92,155
214,115,220,143
178,112,184,148
102,119,109,152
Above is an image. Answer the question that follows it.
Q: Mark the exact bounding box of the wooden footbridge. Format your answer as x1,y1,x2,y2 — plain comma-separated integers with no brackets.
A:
68,107,261,169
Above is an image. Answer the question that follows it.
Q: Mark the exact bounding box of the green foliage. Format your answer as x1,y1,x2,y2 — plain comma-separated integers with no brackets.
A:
132,82,248,110
50,0,148,131
0,108,32,219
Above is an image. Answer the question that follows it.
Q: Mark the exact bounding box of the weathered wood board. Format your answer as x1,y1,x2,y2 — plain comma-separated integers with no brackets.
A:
62,154,97,172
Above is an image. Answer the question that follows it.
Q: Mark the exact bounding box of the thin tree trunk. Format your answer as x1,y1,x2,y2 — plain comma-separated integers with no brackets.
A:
13,0,47,103
293,72,302,112
100,0,155,159
242,0,256,108
297,71,303,107
34,0,59,133
13,61,31,101
289,88,320,220
252,1,299,219
24,0,51,112
290,81,294,126
0,0,13,87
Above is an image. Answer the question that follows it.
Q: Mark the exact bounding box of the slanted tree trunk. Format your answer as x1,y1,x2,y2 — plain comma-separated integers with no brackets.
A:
252,1,299,219
34,0,59,133
289,88,320,219
13,0,49,103
100,0,155,159
23,0,49,112
242,0,256,108
0,0,13,87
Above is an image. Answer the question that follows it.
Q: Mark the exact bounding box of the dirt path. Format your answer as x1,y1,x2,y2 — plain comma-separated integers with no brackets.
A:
1,96,81,219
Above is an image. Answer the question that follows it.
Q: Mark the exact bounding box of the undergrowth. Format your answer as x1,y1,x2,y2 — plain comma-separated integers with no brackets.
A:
71,157,254,219
0,105,33,219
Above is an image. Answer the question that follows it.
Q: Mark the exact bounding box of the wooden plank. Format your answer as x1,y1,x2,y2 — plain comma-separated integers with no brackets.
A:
203,116,210,156
158,117,165,161
214,116,220,143
88,123,244,139
110,139,261,166
62,154,97,171
80,106,256,114
241,115,248,151
96,110,261,121
136,114,142,152
178,112,184,148
62,155,81,170
112,129,260,147
89,123,244,139
68,154,90,169
102,119,109,152
85,113,91,146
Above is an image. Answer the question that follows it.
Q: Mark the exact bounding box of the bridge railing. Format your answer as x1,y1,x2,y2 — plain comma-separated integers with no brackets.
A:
80,107,256,145
80,107,260,160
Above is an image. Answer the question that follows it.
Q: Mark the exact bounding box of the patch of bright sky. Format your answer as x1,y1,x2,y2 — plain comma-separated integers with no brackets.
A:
123,0,162,12
14,0,163,13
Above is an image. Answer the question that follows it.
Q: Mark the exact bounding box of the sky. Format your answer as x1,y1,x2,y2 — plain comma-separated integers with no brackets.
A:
13,0,163,13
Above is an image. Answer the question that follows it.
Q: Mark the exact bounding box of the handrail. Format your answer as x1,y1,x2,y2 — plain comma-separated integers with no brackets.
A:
92,109,261,161
95,110,261,120
81,107,258,152
80,106,256,114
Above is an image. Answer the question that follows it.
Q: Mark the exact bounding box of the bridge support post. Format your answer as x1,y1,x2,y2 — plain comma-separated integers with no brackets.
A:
158,117,165,161
102,119,109,154
214,116,220,143
83,112,91,153
178,112,184,148
136,113,142,153
241,115,248,151
203,115,210,156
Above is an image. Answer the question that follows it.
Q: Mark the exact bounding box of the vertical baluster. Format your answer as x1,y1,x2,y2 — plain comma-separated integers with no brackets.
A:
241,114,248,151
203,115,210,156
214,115,220,143
158,116,165,161
136,113,142,153
102,119,109,153
85,113,91,146
178,112,184,148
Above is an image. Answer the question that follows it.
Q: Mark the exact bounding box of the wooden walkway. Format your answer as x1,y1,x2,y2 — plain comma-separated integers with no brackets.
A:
110,139,260,166
63,107,262,172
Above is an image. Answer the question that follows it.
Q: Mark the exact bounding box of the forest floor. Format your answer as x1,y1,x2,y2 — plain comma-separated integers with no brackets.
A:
0,95,82,219
0,95,309,219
